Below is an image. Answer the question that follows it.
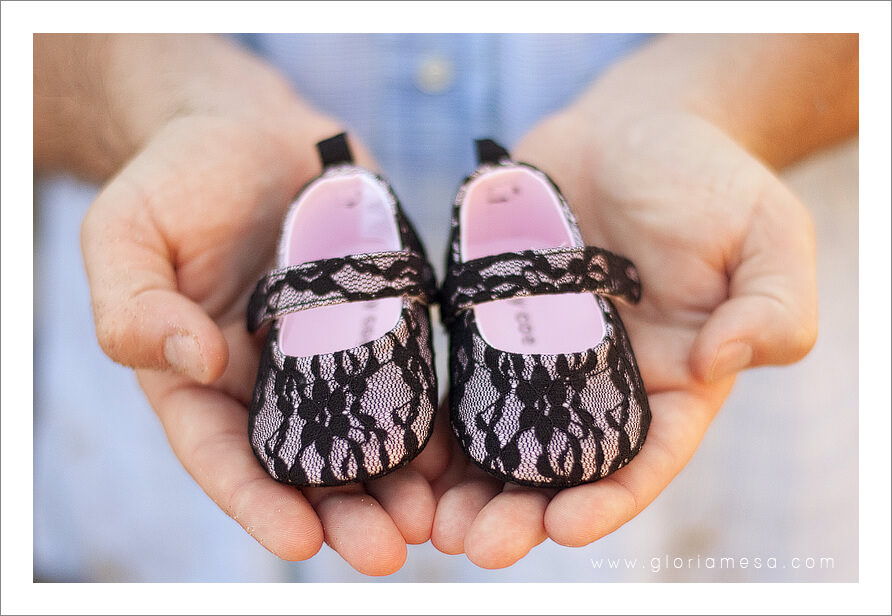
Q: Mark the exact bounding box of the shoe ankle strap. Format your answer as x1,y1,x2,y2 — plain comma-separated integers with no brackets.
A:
248,249,437,333
440,245,641,326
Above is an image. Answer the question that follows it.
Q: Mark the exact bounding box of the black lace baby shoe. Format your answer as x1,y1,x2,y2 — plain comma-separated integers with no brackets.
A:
441,139,651,488
246,133,438,487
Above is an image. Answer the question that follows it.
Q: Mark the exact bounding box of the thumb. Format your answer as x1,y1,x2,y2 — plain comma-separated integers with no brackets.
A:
691,180,818,383
81,171,228,384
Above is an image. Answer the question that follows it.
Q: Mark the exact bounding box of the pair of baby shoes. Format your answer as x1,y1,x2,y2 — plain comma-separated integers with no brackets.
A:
246,133,650,489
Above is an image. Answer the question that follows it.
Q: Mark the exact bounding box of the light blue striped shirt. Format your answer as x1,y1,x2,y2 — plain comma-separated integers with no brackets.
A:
236,34,651,260
35,33,654,582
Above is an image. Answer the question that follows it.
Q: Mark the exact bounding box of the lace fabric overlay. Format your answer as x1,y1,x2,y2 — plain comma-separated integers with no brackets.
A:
247,166,438,487
250,299,437,486
443,159,651,487
247,250,436,333
440,245,641,326
448,296,649,487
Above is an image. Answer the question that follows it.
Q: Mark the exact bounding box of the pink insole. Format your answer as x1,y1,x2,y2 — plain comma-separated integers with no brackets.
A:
278,172,402,357
461,167,606,354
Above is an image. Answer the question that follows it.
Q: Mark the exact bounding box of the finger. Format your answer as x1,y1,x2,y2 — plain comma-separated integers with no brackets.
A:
691,181,818,382
429,436,470,502
137,369,323,560
615,313,700,393
428,399,472,500
463,484,554,569
365,467,436,545
212,319,263,407
408,398,452,483
544,387,728,547
82,171,228,384
302,485,407,576
431,464,502,556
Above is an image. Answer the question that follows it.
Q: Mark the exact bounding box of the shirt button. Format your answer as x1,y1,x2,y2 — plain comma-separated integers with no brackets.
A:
415,55,456,94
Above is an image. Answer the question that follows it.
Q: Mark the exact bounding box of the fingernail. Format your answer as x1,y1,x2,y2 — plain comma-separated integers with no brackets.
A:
709,341,753,382
163,333,206,381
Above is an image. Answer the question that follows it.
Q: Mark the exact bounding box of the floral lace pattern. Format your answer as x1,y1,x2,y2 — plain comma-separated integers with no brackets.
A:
250,299,437,486
448,295,649,487
247,160,438,486
440,245,641,326
248,250,436,333
443,158,651,487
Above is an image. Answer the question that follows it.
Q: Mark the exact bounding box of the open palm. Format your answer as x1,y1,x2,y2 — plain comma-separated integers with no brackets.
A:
81,111,451,576
430,110,817,567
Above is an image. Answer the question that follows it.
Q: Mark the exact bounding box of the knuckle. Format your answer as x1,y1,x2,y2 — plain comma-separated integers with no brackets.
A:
92,297,165,370
226,475,266,527
791,315,819,358
92,305,129,361
778,305,818,362
80,199,108,249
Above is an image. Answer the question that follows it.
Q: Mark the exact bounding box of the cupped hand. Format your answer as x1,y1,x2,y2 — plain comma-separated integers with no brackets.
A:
430,109,818,568
79,36,449,576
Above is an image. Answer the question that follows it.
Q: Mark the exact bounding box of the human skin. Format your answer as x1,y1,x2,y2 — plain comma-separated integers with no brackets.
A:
33,33,857,575
431,33,857,567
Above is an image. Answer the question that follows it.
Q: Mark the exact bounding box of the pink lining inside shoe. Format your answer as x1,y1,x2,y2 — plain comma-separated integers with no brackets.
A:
461,167,606,354
277,172,402,357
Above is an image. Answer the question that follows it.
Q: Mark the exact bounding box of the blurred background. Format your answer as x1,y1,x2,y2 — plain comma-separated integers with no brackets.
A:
33,34,858,582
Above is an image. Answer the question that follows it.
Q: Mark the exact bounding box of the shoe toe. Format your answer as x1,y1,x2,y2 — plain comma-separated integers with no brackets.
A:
451,338,649,488
250,309,437,487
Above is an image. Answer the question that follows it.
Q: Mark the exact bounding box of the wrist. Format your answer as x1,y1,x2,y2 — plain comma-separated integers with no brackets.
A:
565,34,858,169
36,34,341,183
101,35,308,163
104,35,371,185
34,35,124,179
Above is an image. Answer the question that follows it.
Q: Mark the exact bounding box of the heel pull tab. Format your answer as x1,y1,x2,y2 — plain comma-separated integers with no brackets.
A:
475,138,510,165
317,132,354,167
